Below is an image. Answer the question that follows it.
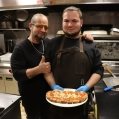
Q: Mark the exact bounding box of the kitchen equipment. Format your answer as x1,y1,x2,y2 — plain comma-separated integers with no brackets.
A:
110,28,119,35
16,10,29,22
0,34,6,55
15,10,29,28
0,21,7,29
0,52,12,62
0,14,13,29
83,30,107,35
82,24,112,35
104,85,119,92
102,62,119,91
93,34,119,92
6,39,15,53
94,36,119,60
0,93,21,119
103,77,119,91
103,64,118,78
0,53,19,95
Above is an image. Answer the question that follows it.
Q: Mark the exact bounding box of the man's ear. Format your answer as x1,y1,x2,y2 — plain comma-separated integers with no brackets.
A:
81,19,83,27
29,22,32,29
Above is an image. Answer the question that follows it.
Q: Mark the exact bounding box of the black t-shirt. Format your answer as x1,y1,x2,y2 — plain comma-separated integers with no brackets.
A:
11,38,50,95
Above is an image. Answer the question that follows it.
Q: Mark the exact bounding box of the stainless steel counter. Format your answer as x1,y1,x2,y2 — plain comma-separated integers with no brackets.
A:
95,80,119,119
0,93,21,119
0,93,20,109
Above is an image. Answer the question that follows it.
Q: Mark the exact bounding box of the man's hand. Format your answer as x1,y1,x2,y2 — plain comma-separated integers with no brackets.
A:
51,84,64,90
38,55,51,74
82,33,94,42
26,55,51,79
76,85,89,92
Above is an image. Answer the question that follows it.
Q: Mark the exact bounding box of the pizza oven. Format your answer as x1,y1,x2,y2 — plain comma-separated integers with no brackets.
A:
81,24,118,72
93,34,119,77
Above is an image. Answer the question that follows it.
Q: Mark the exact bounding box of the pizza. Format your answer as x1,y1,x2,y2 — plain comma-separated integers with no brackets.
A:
46,89,88,104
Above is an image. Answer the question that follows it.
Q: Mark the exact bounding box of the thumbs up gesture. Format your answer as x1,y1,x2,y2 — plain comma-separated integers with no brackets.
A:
40,55,46,63
38,55,51,74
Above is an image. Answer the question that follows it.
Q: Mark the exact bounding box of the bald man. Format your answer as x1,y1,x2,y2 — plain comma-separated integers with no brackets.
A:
11,13,51,119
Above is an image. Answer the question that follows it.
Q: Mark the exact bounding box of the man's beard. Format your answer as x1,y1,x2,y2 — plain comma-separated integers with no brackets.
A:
63,30,80,38
35,34,46,42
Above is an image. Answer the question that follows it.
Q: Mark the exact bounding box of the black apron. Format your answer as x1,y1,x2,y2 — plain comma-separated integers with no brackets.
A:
49,37,92,119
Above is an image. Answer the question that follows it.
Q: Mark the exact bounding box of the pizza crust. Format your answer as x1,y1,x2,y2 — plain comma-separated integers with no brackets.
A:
46,90,88,104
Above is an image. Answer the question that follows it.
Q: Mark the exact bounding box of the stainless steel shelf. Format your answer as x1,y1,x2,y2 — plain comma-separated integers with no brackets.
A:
0,29,26,31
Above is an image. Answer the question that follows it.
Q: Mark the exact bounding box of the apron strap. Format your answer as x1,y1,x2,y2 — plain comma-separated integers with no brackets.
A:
57,36,84,63
57,37,65,64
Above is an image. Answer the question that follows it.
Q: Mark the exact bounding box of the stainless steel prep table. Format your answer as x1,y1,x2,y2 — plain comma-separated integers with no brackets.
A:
0,93,21,119
95,80,119,119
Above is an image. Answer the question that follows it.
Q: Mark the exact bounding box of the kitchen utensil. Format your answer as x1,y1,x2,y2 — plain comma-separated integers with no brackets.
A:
103,77,119,91
16,10,29,22
104,85,119,92
7,39,15,53
103,64,117,78
111,28,119,33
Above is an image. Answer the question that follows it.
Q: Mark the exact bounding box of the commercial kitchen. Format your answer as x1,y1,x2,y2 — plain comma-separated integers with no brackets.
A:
0,0,119,119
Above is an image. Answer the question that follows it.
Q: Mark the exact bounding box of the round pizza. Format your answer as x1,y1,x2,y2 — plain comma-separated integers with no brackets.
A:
46,89,88,104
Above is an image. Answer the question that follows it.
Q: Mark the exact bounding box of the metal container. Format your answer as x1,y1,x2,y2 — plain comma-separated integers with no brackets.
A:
6,39,15,53
16,10,29,22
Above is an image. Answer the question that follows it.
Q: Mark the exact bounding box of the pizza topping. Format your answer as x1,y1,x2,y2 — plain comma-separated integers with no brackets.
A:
46,90,88,104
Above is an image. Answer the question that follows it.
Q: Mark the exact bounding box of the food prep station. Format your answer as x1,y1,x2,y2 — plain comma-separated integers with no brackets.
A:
0,93,21,119
94,80,119,119
92,34,119,119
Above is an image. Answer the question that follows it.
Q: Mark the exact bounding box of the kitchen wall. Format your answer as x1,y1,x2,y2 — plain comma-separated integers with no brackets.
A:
0,4,119,53
47,10,119,38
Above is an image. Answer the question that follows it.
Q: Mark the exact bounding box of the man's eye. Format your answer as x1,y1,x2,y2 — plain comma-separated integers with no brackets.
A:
72,20,79,23
39,26,48,30
63,20,79,23
33,24,48,30
64,20,69,23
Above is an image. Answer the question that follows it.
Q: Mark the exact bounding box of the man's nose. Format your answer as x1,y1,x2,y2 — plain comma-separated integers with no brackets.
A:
67,22,73,26
41,26,46,32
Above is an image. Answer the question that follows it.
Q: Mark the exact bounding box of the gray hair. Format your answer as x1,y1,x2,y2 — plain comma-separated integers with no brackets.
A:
63,6,83,19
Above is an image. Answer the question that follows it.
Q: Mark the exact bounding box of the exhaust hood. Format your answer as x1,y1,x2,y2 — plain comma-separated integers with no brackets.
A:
0,0,46,11
43,0,119,5
0,0,119,11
